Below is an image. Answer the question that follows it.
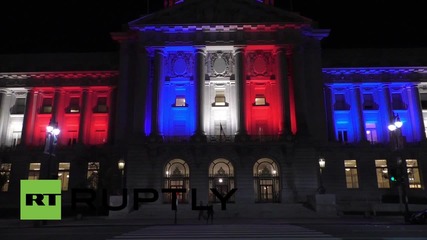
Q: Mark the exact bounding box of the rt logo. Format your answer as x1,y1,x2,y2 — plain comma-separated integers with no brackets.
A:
20,180,61,220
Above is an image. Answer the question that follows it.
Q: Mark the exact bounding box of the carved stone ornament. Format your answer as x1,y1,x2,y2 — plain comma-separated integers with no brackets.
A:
167,51,193,78
206,51,234,78
247,51,274,79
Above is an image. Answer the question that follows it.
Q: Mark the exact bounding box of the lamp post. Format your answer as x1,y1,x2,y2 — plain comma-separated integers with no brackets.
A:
318,157,326,194
118,159,125,189
44,119,60,179
387,112,410,222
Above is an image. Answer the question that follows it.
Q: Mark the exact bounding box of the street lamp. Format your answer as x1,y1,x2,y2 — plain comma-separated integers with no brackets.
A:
318,157,326,194
44,119,60,179
387,112,410,222
118,159,125,189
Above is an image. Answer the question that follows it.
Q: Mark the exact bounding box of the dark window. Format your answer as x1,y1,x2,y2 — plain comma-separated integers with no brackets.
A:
10,98,26,114
334,94,349,110
392,93,406,110
95,97,108,113
68,98,80,113
420,93,427,109
363,94,377,110
41,98,53,113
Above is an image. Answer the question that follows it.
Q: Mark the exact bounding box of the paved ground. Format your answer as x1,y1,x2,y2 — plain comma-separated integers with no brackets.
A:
1,215,426,240
0,215,408,228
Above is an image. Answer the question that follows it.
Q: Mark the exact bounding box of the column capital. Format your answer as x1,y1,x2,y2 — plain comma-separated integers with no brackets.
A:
233,46,245,55
146,47,165,57
194,46,206,56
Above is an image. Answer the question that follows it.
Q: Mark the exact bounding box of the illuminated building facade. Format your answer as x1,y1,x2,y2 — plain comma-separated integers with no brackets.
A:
0,0,426,218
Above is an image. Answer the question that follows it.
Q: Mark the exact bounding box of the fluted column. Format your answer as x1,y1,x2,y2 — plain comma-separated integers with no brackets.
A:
275,46,291,136
381,84,392,142
192,47,207,141
408,85,426,141
78,88,93,144
150,48,164,138
21,90,38,146
352,86,366,142
0,90,11,146
234,46,248,140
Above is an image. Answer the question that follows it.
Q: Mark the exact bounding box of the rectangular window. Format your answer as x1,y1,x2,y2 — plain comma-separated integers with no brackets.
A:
214,89,227,106
391,93,406,110
58,162,70,191
365,123,378,144
334,94,348,110
406,159,422,189
10,98,26,114
0,163,12,192
420,93,427,109
337,130,348,143
41,98,53,113
68,97,80,113
363,94,376,110
375,159,390,188
344,160,359,188
175,96,186,107
254,95,267,106
28,163,41,180
96,97,108,113
87,162,100,189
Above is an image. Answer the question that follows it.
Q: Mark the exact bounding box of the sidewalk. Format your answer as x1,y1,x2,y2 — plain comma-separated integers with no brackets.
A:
0,215,408,229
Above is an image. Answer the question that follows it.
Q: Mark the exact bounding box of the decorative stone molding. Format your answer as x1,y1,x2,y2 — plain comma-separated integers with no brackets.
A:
247,50,275,79
166,51,194,79
206,51,234,78
0,71,118,87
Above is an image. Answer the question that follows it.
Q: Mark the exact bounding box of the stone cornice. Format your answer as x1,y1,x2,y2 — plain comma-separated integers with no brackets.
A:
323,67,427,84
0,71,118,87
131,23,309,33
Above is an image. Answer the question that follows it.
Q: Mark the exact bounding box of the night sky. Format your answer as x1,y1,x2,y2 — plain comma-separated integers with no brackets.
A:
1,0,426,54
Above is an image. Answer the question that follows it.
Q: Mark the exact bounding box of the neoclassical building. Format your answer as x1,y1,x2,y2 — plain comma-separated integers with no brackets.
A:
0,0,426,218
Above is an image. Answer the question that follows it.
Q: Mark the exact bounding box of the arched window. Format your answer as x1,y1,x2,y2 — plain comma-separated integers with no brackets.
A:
208,159,235,203
253,158,280,203
163,159,190,204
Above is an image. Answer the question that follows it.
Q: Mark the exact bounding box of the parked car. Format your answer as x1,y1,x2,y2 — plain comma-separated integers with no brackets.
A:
409,209,427,224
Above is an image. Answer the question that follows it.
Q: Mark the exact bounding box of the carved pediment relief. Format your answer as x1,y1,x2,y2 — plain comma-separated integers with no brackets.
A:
247,51,275,79
166,51,194,78
206,51,234,78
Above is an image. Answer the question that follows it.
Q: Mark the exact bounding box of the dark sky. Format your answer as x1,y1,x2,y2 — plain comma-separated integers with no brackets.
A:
1,0,426,54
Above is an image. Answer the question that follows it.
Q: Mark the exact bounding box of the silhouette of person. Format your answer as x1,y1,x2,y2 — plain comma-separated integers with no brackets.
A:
198,201,205,220
206,203,214,224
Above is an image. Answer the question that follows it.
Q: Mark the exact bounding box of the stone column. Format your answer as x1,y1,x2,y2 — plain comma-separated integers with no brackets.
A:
21,90,38,146
408,85,426,141
381,84,392,141
52,89,63,123
150,48,164,139
0,90,11,146
192,47,207,141
78,88,93,144
352,86,366,142
234,46,248,140
275,46,291,136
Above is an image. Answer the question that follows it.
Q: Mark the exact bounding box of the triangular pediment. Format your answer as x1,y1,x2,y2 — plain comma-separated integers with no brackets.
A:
129,0,312,27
